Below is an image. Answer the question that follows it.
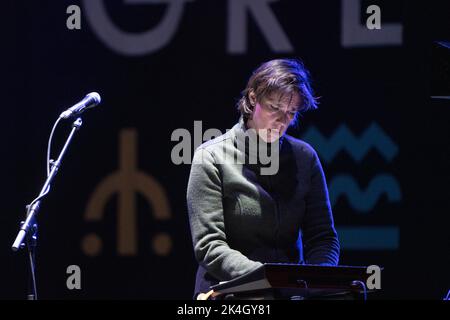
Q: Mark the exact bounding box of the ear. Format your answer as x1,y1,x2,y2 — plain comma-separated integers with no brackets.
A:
248,90,256,106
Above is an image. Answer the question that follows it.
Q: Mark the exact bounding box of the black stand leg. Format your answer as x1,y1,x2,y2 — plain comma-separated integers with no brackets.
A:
26,223,38,300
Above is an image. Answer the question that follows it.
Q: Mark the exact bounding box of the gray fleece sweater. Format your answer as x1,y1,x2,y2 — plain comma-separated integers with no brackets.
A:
187,117,340,296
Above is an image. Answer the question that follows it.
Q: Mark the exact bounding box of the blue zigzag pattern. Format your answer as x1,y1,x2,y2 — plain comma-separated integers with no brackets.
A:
301,123,398,164
329,174,402,212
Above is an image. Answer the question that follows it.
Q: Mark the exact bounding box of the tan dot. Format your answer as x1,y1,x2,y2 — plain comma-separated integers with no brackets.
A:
152,233,172,256
82,233,102,256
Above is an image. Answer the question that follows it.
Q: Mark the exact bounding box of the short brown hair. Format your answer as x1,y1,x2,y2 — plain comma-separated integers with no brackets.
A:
237,58,318,123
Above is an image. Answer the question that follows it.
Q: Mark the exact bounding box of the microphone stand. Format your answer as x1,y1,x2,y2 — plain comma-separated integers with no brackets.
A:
11,117,83,300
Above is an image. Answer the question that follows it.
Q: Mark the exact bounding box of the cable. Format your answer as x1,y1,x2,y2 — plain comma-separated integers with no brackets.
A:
351,280,367,301
47,117,62,176
25,117,62,224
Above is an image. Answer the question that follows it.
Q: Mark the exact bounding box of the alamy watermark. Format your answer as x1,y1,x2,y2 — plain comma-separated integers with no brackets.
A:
366,265,381,290
171,121,280,175
66,265,81,290
366,5,381,30
66,5,81,30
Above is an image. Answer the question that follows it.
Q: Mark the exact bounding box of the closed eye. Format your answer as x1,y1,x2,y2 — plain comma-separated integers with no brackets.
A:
268,103,298,115
269,104,279,111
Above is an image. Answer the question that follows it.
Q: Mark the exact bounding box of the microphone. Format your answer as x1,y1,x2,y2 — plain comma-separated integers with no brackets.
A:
59,92,101,119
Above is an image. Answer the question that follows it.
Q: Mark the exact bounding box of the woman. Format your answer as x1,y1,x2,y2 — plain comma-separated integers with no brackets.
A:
187,58,340,299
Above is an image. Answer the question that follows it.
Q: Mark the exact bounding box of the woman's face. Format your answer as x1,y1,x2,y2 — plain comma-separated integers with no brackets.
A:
247,91,301,143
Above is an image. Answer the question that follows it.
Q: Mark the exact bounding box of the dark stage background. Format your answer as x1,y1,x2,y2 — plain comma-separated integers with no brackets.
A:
2,0,449,299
